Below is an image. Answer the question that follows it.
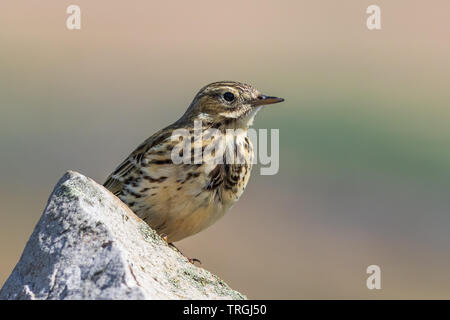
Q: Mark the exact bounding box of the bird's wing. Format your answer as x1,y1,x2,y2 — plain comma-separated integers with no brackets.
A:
103,128,173,196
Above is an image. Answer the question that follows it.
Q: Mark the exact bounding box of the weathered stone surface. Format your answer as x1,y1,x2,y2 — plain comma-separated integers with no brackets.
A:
0,171,245,300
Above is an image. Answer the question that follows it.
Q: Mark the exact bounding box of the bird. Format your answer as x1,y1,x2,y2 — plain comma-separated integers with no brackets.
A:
103,81,284,256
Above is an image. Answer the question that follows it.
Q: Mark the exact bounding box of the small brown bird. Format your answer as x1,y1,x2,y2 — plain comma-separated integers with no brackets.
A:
104,81,284,248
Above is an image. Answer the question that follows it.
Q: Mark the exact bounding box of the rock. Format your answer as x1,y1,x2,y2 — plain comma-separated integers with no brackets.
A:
0,171,245,300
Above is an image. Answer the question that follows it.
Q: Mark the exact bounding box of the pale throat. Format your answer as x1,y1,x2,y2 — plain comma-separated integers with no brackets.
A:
216,106,263,129
231,106,262,129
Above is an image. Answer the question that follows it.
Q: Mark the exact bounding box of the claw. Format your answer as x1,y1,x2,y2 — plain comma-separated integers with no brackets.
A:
169,243,202,265
160,233,168,243
189,258,202,265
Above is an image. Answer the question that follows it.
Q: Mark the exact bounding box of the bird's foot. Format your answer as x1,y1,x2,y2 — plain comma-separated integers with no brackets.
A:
168,242,202,265
188,257,202,265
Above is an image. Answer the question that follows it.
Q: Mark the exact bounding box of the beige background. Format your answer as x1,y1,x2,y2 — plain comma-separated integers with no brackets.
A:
1,1,450,298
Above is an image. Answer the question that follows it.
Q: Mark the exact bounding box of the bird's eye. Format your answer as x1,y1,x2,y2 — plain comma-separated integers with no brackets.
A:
223,92,235,102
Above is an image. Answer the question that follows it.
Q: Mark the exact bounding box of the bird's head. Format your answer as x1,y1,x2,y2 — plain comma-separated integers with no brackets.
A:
182,81,284,128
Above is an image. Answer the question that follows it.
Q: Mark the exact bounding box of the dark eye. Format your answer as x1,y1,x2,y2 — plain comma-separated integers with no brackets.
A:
223,92,235,102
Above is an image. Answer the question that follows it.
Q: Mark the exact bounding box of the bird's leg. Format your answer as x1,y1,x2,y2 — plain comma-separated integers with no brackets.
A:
168,242,202,265
159,233,201,265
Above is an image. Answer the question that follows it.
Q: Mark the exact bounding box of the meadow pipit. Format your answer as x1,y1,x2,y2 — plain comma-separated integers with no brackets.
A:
104,81,284,251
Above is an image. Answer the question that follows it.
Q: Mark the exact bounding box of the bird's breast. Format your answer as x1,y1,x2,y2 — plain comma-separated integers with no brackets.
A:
119,130,254,242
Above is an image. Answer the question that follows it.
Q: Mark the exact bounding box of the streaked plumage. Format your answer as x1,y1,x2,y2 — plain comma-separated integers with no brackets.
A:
104,81,284,242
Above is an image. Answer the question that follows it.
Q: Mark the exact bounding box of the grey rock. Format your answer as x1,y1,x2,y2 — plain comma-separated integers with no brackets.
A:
0,171,245,300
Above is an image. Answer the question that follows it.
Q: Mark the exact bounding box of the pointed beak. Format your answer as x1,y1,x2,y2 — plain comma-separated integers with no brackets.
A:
251,94,285,107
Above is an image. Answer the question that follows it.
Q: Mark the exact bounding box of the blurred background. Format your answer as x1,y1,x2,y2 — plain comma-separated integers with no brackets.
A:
1,0,450,299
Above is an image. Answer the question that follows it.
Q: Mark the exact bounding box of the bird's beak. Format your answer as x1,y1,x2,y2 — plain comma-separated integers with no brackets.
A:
251,94,285,107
